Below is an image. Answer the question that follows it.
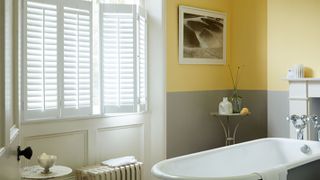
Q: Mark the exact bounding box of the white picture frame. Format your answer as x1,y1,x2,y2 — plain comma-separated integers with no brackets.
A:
179,6,227,64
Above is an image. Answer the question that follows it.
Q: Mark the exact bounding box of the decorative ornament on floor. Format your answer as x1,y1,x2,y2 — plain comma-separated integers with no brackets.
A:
228,65,243,113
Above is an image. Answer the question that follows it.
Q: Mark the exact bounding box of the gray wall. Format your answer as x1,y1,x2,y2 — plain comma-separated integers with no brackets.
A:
267,91,289,138
236,90,268,142
166,90,268,158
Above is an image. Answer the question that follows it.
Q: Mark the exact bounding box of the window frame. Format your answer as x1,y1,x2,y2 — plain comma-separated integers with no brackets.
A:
20,0,148,122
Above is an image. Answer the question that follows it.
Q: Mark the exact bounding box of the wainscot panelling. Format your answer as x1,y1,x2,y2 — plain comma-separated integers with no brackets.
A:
21,114,145,179
23,131,88,168
309,98,320,140
96,124,144,163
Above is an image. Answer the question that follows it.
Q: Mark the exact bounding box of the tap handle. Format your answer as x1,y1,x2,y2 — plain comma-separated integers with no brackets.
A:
289,114,300,121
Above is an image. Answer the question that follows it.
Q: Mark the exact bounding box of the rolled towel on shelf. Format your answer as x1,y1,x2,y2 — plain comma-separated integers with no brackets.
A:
101,156,138,167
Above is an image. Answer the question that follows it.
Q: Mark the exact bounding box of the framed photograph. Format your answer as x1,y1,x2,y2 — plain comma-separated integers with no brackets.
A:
179,6,227,64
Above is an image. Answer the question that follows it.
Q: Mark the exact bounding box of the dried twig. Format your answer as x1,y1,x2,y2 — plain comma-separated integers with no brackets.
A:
227,64,236,89
234,66,240,90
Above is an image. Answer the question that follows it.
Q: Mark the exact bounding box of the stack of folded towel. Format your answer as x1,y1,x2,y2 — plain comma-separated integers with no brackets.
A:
101,156,138,167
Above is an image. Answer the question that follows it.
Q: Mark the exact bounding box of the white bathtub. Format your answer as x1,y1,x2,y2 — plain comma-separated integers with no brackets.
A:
151,138,320,180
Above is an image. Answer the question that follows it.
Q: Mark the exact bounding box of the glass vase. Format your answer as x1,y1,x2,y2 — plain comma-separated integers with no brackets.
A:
231,90,242,113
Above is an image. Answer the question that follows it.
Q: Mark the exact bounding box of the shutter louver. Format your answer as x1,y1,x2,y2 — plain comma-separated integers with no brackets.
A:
23,1,146,120
24,0,93,120
25,0,58,119
101,4,137,114
63,3,92,116
137,11,146,112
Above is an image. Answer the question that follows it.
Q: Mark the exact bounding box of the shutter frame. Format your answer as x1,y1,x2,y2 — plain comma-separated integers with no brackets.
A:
23,0,93,120
137,7,147,112
100,4,138,114
24,0,59,120
62,0,93,117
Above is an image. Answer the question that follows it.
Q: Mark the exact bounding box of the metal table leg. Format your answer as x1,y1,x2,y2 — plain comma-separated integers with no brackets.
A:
217,116,241,146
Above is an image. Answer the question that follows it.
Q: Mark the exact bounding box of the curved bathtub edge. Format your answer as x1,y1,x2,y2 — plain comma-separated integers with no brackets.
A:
150,138,320,180
151,163,180,180
151,162,262,180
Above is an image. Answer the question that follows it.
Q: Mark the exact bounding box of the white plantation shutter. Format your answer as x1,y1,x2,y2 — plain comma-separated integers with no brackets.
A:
23,0,92,120
62,1,92,116
137,9,147,112
23,1,146,120
101,4,137,114
24,0,59,119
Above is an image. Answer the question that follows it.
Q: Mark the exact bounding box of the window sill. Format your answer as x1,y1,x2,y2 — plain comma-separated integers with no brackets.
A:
21,111,148,125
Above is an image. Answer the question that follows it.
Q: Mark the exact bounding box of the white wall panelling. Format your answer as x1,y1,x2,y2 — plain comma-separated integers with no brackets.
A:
289,82,307,99
308,82,320,97
287,78,320,140
96,124,144,163
145,4,167,179
309,98,320,140
21,115,145,177
144,0,167,179
23,130,88,168
20,0,167,180
288,99,308,139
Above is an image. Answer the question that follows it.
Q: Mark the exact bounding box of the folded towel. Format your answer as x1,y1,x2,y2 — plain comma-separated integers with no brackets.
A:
257,166,287,180
101,156,138,167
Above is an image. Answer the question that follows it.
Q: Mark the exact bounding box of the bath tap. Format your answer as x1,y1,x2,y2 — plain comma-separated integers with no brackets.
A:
287,115,309,140
308,115,320,141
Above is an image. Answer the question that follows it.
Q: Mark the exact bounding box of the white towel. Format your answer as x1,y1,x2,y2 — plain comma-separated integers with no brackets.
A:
101,156,137,167
257,166,287,180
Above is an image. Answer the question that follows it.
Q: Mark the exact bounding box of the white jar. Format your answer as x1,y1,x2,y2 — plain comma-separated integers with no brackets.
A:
219,97,233,114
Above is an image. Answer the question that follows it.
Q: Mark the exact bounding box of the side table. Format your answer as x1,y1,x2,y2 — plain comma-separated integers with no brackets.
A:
21,165,72,180
210,112,250,146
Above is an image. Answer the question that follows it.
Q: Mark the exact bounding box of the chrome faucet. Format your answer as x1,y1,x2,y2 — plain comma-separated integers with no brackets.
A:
308,115,320,141
287,115,309,140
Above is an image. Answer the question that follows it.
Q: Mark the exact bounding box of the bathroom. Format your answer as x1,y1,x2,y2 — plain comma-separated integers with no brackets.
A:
1,0,320,179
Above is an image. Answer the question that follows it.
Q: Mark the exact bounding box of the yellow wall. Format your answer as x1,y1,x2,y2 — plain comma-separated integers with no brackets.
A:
231,0,267,90
268,0,320,91
168,0,320,92
166,0,233,92
166,0,267,92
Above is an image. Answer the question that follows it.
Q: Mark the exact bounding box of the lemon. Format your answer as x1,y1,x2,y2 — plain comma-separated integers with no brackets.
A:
240,107,250,115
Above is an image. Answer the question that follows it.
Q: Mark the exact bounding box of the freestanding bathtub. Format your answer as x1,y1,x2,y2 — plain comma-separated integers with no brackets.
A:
151,138,320,180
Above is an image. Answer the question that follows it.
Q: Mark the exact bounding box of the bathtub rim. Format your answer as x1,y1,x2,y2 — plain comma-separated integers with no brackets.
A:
152,137,320,180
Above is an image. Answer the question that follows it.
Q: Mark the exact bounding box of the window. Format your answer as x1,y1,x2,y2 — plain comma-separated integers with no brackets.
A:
22,0,147,121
